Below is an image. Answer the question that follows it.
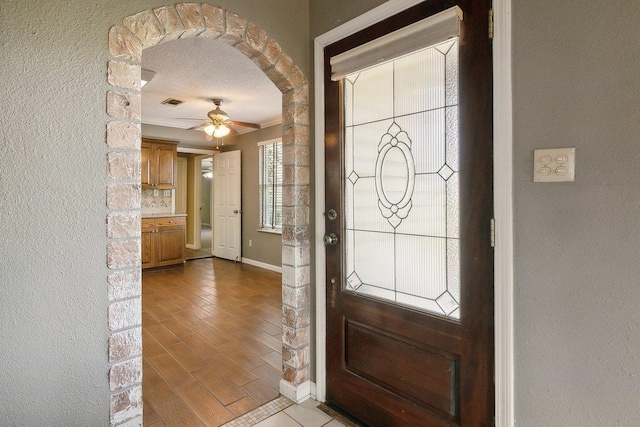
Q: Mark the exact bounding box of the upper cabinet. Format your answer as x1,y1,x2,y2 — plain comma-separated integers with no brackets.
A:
141,138,177,189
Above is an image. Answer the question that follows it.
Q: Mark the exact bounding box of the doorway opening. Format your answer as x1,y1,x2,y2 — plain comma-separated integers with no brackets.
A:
106,4,311,424
182,154,215,260
197,157,213,259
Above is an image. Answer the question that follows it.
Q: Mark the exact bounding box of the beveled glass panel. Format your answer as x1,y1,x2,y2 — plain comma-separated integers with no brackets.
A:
446,173,459,238
396,234,447,299
352,119,393,178
352,63,394,125
396,110,445,174
444,41,459,107
380,146,410,205
344,76,355,127
350,230,395,291
396,174,446,237
352,177,392,233
343,39,459,319
397,293,444,315
357,284,396,301
394,47,445,116
445,106,459,171
446,238,460,307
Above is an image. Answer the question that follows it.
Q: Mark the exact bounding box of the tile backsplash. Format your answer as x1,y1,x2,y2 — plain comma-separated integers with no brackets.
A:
142,189,174,215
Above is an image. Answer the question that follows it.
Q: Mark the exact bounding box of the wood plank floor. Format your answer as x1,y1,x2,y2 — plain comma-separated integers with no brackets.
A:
142,258,283,427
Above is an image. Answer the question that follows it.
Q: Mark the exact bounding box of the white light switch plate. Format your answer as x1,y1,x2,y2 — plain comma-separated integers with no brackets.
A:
533,147,575,182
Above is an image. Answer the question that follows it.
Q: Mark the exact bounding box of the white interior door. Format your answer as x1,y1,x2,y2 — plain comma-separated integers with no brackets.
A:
213,150,241,261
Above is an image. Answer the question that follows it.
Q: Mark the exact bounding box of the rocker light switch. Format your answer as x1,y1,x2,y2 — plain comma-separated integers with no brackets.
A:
533,147,575,183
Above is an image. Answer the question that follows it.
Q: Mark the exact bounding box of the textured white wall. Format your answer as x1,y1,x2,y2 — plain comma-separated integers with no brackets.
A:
0,1,309,425
513,0,640,424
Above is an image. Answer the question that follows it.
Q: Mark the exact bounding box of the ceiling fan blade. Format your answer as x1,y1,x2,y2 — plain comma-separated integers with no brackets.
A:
228,120,261,129
187,122,207,130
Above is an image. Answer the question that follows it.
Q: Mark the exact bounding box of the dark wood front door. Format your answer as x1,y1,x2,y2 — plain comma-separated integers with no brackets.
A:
324,1,494,426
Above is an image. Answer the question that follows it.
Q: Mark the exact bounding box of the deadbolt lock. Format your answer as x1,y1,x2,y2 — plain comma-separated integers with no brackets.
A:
327,209,338,221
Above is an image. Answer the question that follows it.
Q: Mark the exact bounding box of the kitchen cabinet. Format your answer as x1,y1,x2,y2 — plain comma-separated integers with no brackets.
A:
141,216,186,269
141,139,177,189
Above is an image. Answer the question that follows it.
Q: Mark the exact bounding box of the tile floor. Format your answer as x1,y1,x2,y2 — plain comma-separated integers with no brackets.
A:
143,258,283,426
184,226,213,260
142,257,352,427
222,396,349,427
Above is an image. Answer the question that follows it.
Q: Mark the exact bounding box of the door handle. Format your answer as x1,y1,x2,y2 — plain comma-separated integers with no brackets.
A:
233,209,242,214
323,233,338,246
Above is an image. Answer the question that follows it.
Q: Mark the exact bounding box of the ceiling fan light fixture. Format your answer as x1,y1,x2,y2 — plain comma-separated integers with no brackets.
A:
203,122,216,136
213,124,231,138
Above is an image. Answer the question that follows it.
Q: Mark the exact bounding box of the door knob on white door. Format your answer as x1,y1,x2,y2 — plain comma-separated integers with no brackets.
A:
233,209,242,214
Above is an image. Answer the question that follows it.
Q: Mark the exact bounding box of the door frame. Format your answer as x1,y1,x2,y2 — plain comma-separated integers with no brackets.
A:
313,0,514,424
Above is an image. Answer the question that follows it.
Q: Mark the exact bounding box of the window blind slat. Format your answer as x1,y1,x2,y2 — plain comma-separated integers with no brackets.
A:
258,140,283,230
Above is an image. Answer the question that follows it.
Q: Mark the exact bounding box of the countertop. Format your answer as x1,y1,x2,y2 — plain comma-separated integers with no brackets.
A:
141,213,188,219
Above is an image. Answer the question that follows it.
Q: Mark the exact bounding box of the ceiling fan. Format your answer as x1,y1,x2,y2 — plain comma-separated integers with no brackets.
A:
182,98,261,141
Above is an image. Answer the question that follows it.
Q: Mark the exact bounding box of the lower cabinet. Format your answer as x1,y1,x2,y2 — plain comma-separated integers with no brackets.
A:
142,216,186,269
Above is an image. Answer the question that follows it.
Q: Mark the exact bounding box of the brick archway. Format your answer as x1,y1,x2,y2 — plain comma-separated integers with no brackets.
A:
105,4,310,424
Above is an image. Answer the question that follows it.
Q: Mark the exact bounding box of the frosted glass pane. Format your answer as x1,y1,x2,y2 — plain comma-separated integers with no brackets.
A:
345,122,354,176
380,146,410,205
344,77,355,127
446,173,459,238
397,293,444,315
342,38,459,320
446,107,459,171
444,40,459,107
394,47,445,116
352,177,392,233
349,230,395,291
396,235,447,299
395,110,444,174
447,238,460,304
357,284,396,301
345,180,354,230
396,175,446,237
345,230,355,286
352,120,393,178
350,63,394,125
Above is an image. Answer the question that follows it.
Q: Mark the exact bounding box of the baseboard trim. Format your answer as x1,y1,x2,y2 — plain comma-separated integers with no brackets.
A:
241,258,282,273
186,244,197,250
279,379,311,404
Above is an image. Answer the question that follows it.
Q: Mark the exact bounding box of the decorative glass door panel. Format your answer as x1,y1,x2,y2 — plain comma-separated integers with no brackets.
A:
343,39,460,318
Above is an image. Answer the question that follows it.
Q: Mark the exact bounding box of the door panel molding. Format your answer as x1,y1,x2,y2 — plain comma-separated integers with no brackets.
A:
313,0,514,424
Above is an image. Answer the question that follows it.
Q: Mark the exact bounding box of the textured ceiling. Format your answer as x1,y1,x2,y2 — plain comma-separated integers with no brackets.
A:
141,37,282,135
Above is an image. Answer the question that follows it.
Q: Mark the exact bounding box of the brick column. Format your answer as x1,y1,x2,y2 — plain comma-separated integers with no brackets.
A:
280,85,311,401
107,21,144,427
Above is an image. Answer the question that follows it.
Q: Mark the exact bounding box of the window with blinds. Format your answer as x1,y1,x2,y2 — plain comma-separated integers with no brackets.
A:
258,139,283,232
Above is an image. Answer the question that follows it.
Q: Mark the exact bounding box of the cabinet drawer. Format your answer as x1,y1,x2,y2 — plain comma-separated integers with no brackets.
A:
155,217,185,227
142,219,156,231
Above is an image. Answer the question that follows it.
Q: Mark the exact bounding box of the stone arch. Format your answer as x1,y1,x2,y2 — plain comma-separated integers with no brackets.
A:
105,4,310,424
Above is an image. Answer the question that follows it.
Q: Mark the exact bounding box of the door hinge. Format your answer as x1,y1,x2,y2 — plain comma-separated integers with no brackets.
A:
490,218,496,248
489,9,494,40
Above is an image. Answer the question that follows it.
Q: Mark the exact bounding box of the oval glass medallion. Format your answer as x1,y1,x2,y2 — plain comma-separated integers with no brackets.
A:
381,146,409,204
